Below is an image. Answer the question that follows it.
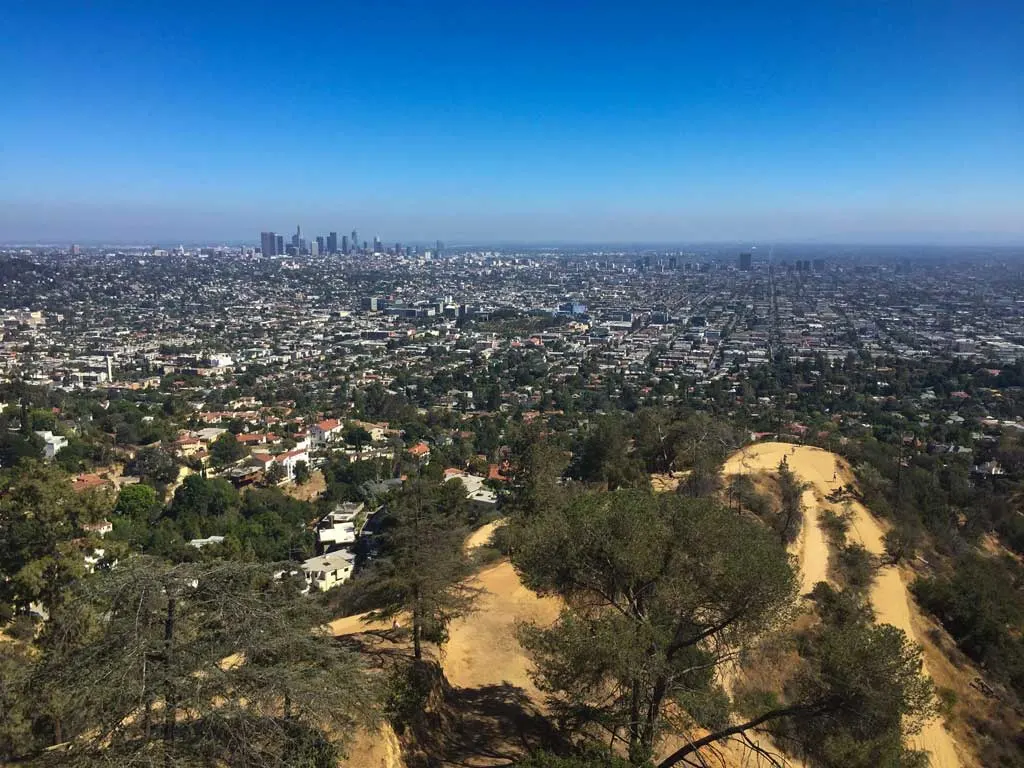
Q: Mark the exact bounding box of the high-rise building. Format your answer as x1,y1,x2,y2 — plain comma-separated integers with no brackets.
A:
275,234,284,255
316,235,326,255
341,235,349,255
70,243,82,256
292,225,302,252
739,252,752,271
351,230,358,253
310,239,320,257
260,231,277,257
436,239,445,257
327,232,338,254
373,236,382,253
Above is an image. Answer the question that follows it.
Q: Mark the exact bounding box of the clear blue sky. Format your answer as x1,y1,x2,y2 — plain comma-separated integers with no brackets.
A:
1,0,1022,244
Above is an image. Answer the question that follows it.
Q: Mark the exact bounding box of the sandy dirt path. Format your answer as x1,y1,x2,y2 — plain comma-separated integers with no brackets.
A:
444,519,559,695
843,497,961,767
464,519,506,552
724,442,961,768
333,519,558,766
723,443,834,593
341,723,405,768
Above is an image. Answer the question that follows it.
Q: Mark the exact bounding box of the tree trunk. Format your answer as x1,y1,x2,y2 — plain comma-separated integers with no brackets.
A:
412,584,422,660
627,677,643,763
640,675,669,759
162,595,177,767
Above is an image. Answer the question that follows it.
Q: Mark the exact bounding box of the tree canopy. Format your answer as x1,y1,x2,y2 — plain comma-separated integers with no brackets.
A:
2,557,373,766
514,489,797,764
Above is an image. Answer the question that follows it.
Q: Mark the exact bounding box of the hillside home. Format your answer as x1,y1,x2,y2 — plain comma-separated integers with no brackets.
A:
301,550,355,591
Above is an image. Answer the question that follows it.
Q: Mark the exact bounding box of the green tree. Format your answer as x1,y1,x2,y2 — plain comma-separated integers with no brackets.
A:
18,557,374,766
210,432,246,468
293,460,311,485
572,416,646,490
367,480,478,659
0,462,111,614
113,483,161,523
882,520,922,565
265,461,286,485
0,430,44,468
506,424,570,517
770,458,807,545
126,446,180,489
163,474,240,541
514,490,797,764
345,426,373,453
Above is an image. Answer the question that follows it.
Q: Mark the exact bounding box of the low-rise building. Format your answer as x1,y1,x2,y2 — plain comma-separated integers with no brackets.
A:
301,550,355,591
316,501,364,550
35,430,68,459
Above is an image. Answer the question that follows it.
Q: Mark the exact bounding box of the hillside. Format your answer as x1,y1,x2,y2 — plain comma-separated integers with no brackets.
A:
335,442,976,768
724,442,964,768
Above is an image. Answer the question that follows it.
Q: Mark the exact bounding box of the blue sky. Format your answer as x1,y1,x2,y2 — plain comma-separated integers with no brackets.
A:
1,0,1022,244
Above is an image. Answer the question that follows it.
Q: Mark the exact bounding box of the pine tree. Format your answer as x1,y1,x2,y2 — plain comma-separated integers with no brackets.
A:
17,557,374,767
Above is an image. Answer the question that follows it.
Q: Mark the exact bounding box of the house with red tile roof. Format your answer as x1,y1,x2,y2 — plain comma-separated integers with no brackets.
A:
408,441,431,461
72,473,111,493
310,419,343,448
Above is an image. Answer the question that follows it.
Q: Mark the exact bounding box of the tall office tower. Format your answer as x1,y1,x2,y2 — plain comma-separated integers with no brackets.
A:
341,235,349,255
435,239,445,257
260,231,277,256
327,232,338,254
373,235,382,253
394,242,401,255
739,252,752,271
351,230,358,253
292,225,302,251
316,235,326,255
275,234,284,255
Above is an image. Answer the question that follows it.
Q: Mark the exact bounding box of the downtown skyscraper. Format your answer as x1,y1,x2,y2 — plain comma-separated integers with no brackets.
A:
260,231,277,256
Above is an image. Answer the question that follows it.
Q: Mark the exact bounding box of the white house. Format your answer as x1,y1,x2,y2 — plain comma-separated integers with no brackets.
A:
310,419,344,448
278,449,310,481
208,353,234,369
189,535,225,548
82,519,113,537
316,502,364,549
444,470,498,510
301,550,355,591
35,430,68,459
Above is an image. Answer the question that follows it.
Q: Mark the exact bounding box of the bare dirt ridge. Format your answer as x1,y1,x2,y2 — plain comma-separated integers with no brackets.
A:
723,442,963,768
334,519,560,766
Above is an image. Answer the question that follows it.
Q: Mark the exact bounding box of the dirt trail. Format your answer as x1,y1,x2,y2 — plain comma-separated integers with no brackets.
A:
724,442,962,768
445,519,559,695
332,520,559,766
341,723,405,768
463,519,506,552
329,612,398,636
724,443,834,593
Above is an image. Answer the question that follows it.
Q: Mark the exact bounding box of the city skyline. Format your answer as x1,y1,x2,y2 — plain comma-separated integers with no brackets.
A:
1,1,1022,244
